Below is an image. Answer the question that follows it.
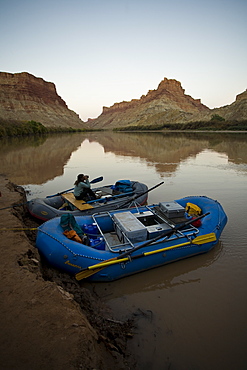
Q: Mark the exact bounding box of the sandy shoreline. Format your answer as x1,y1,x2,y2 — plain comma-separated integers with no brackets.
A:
0,175,134,370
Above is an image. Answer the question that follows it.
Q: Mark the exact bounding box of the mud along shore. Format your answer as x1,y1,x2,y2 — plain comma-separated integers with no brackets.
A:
0,175,135,370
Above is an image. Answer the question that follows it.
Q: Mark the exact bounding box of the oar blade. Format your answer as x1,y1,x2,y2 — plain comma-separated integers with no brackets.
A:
75,266,105,281
193,232,217,244
75,255,118,281
90,176,103,184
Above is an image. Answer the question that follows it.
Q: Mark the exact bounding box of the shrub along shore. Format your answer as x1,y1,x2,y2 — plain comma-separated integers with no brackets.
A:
0,119,88,137
1,117,247,137
114,119,247,132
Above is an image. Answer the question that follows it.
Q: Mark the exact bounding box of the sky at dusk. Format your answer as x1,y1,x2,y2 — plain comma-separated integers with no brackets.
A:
1,0,246,121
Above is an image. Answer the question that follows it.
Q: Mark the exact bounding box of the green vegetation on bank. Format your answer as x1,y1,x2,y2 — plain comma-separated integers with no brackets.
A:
1,117,247,136
114,118,247,132
0,119,87,137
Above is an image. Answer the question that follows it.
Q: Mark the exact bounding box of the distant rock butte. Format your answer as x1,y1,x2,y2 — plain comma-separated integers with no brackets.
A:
89,78,247,129
89,78,210,129
0,72,87,128
104,78,208,114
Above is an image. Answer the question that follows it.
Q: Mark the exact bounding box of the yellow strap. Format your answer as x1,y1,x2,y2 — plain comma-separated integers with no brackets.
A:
0,227,37,231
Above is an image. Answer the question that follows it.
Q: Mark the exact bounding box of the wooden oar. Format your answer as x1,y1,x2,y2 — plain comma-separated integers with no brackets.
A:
75,232,216,280
46,176,103,198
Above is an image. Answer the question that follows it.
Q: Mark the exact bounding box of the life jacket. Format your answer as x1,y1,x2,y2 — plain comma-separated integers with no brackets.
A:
63,229,82,243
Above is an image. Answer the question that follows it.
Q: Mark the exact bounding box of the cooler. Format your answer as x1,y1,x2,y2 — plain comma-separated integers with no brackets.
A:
159,201,185,218
113,211,147,243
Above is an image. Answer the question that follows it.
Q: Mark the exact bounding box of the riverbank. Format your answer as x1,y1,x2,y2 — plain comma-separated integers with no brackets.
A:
0,175,135,370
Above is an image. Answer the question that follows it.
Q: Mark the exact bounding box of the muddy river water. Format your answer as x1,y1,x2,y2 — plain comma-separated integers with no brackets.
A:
1,131,247,370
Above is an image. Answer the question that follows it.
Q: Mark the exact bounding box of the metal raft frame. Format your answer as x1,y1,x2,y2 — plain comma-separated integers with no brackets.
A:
91,205,199,253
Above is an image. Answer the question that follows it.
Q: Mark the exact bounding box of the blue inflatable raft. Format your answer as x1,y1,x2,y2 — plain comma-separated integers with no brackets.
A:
36,196,227,282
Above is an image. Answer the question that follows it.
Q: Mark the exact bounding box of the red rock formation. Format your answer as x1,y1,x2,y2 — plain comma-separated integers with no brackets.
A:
102,78,208,115
0,72,87,128
90,78,209,129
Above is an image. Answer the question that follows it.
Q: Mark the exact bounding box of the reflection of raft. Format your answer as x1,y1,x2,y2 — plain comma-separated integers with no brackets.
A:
28,180,148,222
36,196,227,282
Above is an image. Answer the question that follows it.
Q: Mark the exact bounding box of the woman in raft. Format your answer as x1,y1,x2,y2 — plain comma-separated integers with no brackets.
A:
73,174,97,201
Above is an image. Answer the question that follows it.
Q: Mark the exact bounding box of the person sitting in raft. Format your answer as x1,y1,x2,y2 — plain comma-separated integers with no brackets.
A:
73,174,97,200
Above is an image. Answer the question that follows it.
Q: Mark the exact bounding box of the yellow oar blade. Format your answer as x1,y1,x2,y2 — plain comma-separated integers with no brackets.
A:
145,232,217,256
75,256,120,281
75,256,130,280
193,232,216,244
75,232,217,281
75,266,105,280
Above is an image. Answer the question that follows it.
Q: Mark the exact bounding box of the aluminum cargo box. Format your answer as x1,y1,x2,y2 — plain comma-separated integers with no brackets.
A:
113,211,147,243
146,223,172,239
159,201,185,218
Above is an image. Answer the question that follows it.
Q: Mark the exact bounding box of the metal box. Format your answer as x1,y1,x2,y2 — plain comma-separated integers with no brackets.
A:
146,223,172,239
113,211,147,243
159,201,185,218
134,211,172,239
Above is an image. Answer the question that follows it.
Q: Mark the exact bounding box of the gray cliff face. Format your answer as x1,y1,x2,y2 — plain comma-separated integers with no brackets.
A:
0,72,87,129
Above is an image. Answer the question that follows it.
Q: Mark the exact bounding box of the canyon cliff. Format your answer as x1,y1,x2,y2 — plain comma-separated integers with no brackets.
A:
192,89,247,123
1,72,246,131
88,78,210,129
88,78,247,129
0,72,87,129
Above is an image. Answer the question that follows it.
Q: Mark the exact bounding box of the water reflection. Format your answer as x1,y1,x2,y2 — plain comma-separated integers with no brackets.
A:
1,132,247,186
84,241,223,299
84,131,247,166
0,134,85,184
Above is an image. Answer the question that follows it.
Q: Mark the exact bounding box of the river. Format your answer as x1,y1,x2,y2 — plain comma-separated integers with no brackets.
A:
1,131,247,370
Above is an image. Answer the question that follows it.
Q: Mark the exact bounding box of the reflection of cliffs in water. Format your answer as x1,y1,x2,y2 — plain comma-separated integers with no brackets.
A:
85,131,247,169
207,133,247,164
164,131,247,165
1,132,246,185
85,132,208,175
176,132,247,165
0,134,85,184
88,241,223,299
